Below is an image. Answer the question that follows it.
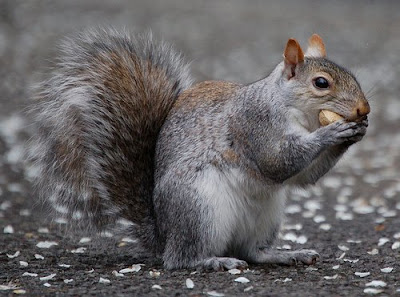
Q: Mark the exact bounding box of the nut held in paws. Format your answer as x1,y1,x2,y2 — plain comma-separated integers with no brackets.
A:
319,110,343,126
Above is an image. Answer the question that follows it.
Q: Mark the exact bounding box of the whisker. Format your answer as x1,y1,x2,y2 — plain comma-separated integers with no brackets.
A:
364,85,378,102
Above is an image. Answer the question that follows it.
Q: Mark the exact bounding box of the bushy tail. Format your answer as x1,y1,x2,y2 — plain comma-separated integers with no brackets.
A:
28,28,192,240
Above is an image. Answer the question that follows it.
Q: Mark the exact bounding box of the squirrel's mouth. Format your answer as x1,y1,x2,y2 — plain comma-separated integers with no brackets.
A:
350,114,368,123
322,97,370,123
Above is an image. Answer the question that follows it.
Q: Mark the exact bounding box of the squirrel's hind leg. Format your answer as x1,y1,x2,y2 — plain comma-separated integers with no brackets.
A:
155,175,249,271
248,249,320,266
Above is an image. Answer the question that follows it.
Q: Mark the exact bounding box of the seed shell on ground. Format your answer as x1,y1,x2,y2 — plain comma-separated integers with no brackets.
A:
36,241,58,248
99,277,111,284
234,277,250,283
185,278,194,289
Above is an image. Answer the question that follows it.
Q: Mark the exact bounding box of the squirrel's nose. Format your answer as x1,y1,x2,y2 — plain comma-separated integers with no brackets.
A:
349,98,370,121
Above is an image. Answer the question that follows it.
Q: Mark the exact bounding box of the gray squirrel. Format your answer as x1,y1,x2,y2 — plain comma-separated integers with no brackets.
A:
29,29,370,270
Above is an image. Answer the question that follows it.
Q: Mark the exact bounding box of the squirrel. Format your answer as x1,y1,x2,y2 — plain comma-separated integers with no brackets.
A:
29,29,370,271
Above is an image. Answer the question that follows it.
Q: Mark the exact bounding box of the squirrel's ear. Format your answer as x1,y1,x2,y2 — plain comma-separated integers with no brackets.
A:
305,34,326,58
283,38,304,79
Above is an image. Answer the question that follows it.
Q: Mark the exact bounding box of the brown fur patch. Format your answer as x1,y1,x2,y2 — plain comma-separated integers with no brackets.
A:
54,106,86,183
97,53,172,104
174,80,240,110
55,139,84,179
222,149,239,164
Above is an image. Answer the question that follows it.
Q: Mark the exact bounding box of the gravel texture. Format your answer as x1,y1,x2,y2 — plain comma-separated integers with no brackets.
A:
0,0,399,296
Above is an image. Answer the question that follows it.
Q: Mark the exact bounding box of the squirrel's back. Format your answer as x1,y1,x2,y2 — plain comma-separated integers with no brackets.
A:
29,29,192,243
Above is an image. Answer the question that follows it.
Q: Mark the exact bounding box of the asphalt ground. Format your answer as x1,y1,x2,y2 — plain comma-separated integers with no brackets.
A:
0,0,399,296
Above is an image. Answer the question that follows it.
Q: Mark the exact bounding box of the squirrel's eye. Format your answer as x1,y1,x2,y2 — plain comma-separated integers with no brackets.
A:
314,77,330,89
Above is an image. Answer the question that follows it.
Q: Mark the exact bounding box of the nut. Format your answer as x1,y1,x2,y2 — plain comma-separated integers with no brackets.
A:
319,110,343,126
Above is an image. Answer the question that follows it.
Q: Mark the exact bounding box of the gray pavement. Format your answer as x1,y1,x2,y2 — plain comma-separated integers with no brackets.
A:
0,0,399,296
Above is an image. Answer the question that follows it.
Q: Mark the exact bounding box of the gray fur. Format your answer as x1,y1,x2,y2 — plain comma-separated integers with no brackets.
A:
29,30,368,270
154,57,367,269
28,28,192,249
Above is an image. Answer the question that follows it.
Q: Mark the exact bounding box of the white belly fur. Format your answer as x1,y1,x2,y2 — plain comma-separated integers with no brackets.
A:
193,166,288,256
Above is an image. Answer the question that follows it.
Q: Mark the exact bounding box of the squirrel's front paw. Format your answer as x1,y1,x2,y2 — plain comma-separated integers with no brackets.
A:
319,118,368,146
345,118,368,144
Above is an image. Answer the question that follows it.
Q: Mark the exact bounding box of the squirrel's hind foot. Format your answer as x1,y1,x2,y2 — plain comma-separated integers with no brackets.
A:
198,257,248,272
288,249,320,265
249,249,320,266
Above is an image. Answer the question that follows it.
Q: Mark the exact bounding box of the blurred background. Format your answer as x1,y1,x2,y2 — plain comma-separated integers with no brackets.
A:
0,0,399,295
1,0,399,118
1,0,399,188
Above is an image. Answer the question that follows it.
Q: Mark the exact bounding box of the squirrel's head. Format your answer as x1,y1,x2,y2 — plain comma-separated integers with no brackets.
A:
281,34,370,122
